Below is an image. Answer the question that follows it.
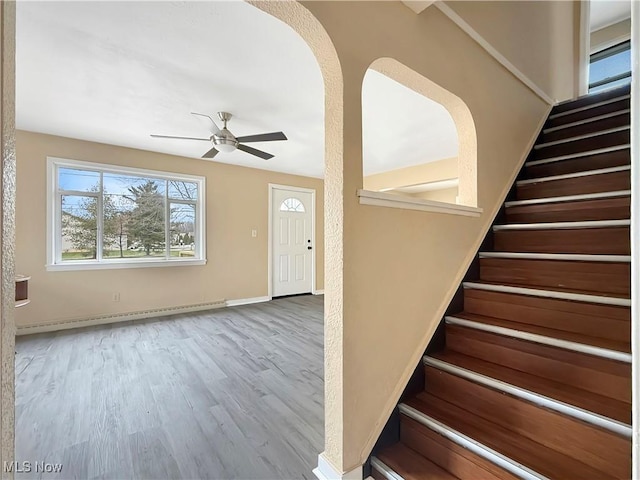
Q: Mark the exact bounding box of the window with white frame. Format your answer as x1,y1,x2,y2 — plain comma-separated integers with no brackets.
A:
47,158,206,270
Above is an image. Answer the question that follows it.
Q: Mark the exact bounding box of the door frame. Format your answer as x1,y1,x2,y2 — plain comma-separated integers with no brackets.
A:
267,183,316,299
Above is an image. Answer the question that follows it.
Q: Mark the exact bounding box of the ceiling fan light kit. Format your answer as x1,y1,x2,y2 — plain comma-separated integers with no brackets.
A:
151,111,287,161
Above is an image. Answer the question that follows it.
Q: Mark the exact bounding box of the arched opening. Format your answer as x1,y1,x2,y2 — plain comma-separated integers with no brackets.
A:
363,57,477,209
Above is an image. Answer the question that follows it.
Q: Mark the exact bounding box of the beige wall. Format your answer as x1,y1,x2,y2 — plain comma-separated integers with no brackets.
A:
363,157,457,191
591,18,631,53
446,1,579,102
284,0,554,472
15,131,324,328
412,186,458,203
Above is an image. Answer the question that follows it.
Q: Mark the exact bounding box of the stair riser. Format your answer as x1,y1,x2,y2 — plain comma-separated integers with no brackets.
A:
516,170,629,200
546,98,630,129
533,130,629,160
505,196,630,223
400,416,518,480
446,325,631,403
525,148,629,177
478,258,630,296
494,227,630,255
463,289,630,343
541,112,630,144
423,367,630,478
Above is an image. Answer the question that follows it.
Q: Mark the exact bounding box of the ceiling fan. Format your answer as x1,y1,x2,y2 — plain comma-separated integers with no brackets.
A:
151,112,287,160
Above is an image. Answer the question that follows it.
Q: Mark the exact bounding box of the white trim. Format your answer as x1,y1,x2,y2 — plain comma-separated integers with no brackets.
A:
313,289,325,295
268,184,316,300
398,404,550,480
445,316,632,363
15,300,227,336
493,219,630,231
543,109,630,134
504,190,631,207
370,458,404,480
478,252,631,262
46,258,207,271
400,0,435,15
434,2,554,105
517,164,630,185
630,1,639,476
525,144,630,167
549,94,631,120
313,454,363,480
225,296,270,307
534,126,629,150
463,281,631,307
423,356,632,437
357,190,483,217
578,0,590,96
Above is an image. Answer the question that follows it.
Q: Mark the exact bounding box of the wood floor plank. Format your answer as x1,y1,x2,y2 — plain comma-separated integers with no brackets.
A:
15,295,324,480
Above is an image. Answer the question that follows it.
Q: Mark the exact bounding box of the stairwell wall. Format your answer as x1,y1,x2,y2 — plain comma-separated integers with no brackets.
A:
293,0,569,473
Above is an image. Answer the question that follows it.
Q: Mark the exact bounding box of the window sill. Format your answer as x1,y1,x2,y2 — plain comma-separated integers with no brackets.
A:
46,258,207,272
357,190,482,217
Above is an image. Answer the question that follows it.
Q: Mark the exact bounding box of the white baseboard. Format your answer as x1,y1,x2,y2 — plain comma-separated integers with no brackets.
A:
16,300,227,336
313,289,325,295
225,296,270,307
313,454,363,480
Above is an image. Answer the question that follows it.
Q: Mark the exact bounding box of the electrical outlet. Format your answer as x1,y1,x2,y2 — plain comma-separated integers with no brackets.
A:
251,229,257,238
112,292,120,302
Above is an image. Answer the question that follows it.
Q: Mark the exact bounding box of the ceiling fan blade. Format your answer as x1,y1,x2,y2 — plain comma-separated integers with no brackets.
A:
237,143,274,160
202,146,219,159
235,132,287,143
191,112,222,134
151,134,211,141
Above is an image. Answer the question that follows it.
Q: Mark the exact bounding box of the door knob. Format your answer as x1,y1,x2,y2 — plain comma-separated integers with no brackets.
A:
307,246,313,250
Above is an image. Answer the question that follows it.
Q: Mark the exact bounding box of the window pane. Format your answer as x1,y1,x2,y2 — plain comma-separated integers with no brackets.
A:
125,179,166,258
58,167,100,192
280,197,305,212
168,180,198,201
589,43,631,90
61,195,97,260
170,203,196,258
102,192,135,259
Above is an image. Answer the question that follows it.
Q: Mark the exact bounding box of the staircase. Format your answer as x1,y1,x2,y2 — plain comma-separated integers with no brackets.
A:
371,84,632,480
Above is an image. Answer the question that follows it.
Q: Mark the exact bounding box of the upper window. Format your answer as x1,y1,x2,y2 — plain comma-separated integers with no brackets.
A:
589,40,631,93
47,158,206,270
280,197,305,212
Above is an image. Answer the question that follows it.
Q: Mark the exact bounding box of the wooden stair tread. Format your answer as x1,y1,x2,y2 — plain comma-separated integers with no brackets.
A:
478,257,630,297
375,443,460,480
404,393,618,480
524,148,630,177
429,350,631,425
451,312,630,353
466,280,630,301
504,195,630,223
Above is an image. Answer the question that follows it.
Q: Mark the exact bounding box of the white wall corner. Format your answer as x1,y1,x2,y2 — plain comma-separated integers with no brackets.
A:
401,0,436,15
313,454,364,480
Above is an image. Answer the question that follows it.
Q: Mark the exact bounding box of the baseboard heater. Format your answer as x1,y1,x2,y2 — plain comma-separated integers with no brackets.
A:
16,299,227,335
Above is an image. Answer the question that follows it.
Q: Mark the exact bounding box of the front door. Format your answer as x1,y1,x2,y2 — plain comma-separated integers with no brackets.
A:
271,187,313,297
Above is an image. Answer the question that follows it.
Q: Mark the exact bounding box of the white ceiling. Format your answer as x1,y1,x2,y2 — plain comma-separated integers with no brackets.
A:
362,70,458,176
590,0,631,32
17,1,457,180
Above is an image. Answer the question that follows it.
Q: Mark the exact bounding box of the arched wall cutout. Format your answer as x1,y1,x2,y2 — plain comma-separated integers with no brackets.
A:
368,57,478,208
246,0,346,474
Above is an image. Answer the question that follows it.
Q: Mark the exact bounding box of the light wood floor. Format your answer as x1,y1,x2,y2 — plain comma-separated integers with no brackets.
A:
15,295,324,480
